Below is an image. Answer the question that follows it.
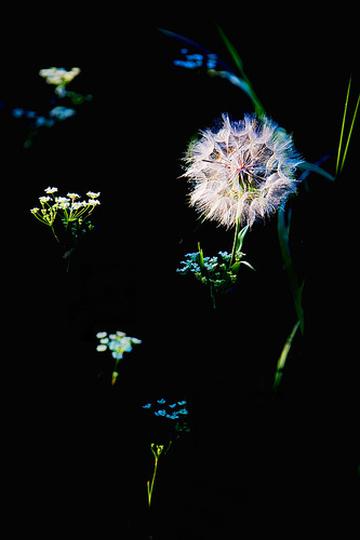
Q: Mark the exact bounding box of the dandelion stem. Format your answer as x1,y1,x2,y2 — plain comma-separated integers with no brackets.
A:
230,217,241,266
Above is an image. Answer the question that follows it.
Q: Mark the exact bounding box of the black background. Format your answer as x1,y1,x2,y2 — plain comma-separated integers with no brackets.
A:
2,11,358,538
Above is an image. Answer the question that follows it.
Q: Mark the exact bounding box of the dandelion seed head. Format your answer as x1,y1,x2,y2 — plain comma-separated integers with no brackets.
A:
182,114,303,228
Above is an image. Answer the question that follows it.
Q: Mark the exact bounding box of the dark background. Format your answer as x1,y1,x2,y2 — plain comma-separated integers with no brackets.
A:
2,13,358,538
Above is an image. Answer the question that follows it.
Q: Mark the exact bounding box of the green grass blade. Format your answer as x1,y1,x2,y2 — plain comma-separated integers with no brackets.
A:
217,25,266,117
273,320,300,391
298,161,335,181
217,25,246,78
197,241,205,267
277,206,304,333
340,92,360,173
336,77,352,175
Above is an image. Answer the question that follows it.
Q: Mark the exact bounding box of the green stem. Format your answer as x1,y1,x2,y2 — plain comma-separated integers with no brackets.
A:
209,284,217,310
147,456,159,508
50,226,60,243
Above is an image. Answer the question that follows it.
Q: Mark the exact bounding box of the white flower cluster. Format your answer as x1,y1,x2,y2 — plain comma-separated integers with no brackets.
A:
182,114,303,228
96,331,142,360
39,67,80,87
30,187,100,227
96,330,142,385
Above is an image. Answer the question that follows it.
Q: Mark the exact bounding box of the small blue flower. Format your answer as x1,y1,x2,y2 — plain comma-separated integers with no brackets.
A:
49,106,76,121
177,400,187,406
178,408,189,415
111,352,123,360
142,403,152,409
166,413,180,420
206,54,218,69
168,403,177,408
154,409,167,417
157,398,166,404
35,116,46,127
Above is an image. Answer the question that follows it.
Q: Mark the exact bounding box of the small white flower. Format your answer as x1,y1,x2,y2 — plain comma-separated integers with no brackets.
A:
86,191,101,199
87,199,100,207
67,193,80,200
131,338,142,344
116,331,126,337
71,201,86,210
182,114,303,228
39,196,51,203
55,197,70,203
58,201,71,210
39,67,80,86
96,344,108,352
44,187,58,194
96,331,107,338
30,207,40,214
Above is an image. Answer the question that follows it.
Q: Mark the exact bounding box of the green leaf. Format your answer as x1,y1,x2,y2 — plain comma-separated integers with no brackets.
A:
208,70,254,100
340,91,360,174
277,206,304,333
217,25,245,75
240,260,255,271
336,77,352,175
217,26,266,117
298,161,335,182
230,261,241,273
197,241,205,268
235,225,249,254
273,320,301,391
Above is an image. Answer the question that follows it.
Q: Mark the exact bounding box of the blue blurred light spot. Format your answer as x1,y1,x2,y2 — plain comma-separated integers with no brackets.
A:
12,108,24,118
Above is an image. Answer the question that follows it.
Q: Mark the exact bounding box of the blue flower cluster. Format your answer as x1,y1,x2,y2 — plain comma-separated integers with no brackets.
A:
173,48,218,70
142,398,190,432
176,249,238,291
177,234,254,306
12,108,55,128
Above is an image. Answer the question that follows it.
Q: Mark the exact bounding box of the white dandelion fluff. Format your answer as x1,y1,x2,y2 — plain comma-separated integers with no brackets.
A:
182,114,303,228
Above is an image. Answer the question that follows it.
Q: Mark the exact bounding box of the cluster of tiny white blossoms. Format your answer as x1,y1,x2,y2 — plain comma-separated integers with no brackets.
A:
96,331,142,385
96,331,142,360
39,67,81,87
182,114,303,228
30,187,100,227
